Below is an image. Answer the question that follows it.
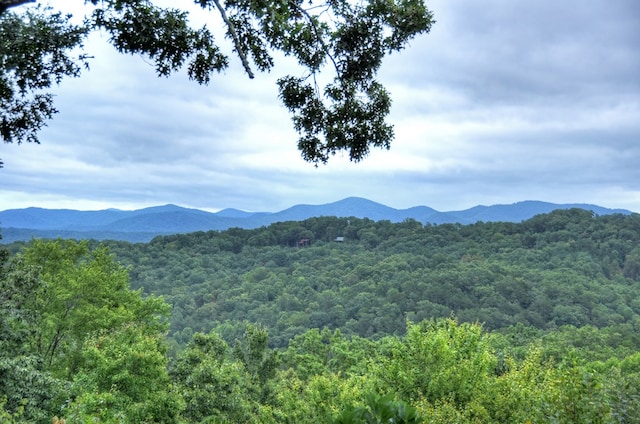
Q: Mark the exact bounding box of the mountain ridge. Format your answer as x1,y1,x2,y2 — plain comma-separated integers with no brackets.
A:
0,198,633,243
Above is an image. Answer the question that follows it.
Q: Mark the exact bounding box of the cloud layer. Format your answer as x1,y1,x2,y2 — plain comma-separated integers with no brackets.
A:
2,0,639,213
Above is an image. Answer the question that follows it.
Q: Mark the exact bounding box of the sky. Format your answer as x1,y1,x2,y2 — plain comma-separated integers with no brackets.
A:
2,0,639,213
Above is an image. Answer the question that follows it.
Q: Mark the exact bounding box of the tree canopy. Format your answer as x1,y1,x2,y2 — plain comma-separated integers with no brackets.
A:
0,0,434,167
2,214,640,422
68,210,637,349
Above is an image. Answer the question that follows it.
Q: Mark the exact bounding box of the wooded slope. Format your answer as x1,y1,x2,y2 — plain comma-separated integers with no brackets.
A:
94,209,640,348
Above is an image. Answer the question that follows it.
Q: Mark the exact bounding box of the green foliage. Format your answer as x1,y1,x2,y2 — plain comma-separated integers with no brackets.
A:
66,323,183,423
281,328,377,380
623,246,640,279
89,0,228,83
0,239,174,422
0,4,89,154
233,324,279,401
335,393,421,424
539,359,609,424
0,254,40,356
0,241,68,421
19,239,170,375
0,355,67,423
277,0,433,163
373,319,495,405
171,328,269,423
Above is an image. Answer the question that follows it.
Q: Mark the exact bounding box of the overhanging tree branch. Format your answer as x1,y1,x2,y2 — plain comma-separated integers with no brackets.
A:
212,0,255,79
290,2,340,79
1,0,434,165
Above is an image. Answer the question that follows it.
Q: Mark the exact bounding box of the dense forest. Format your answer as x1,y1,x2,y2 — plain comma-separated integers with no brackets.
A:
105,209,640,349
2,209,640,422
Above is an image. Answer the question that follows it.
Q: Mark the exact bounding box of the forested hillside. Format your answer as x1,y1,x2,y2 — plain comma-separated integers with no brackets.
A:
92,209,640,348
2,209,640,422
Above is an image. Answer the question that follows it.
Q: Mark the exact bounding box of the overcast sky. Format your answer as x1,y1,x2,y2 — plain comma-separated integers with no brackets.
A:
2,0,639,213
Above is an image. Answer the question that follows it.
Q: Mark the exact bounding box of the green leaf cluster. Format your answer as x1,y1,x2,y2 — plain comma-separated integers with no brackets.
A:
0,239,171,421
0,4,89,151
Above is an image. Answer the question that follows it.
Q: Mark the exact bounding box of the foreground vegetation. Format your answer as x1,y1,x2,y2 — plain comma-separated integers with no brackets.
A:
2,209,640,422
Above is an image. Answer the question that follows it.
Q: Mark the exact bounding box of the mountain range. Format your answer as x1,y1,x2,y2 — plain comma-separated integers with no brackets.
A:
0,197,633,243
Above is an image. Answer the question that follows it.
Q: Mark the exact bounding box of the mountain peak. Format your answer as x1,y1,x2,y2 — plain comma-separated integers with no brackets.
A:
140,204,188,212
215,208,255,218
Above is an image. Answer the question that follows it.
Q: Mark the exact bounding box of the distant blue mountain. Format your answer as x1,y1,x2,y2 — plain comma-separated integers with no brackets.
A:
0,198,633,243
215,208,257,219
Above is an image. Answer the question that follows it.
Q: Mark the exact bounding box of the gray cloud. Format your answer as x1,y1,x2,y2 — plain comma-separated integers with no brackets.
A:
386,0,640,105
1,0,639,213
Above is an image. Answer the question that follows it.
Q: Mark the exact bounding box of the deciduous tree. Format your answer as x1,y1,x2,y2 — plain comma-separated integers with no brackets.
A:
66,323,183,423
20,239,170,375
